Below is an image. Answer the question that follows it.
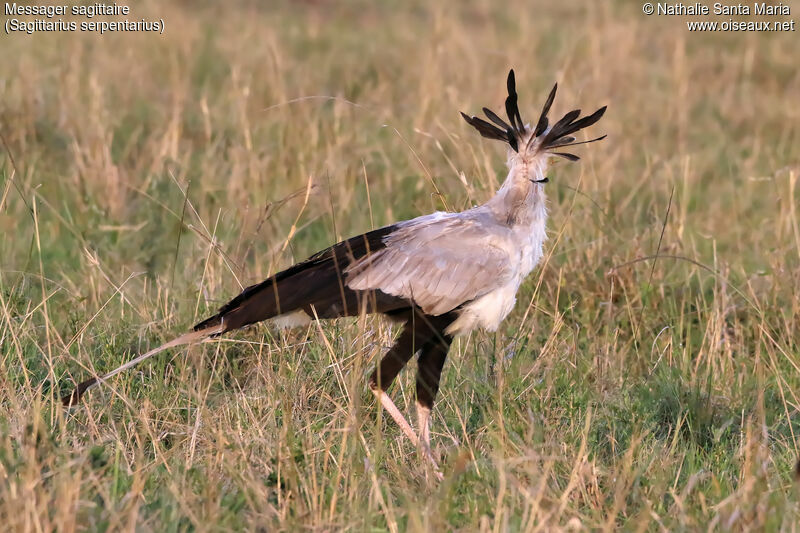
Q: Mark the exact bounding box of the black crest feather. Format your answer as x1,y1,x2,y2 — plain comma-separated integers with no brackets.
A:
544,106,606,146
460,111,519,152
460,112,505,141
547,136,576,148
545,109,582,142
534,83,557,137
461,70,606,159
461,69,526,152
552,134,607,149
482,107,512,132
551,152,580,161
540,105,608,155
505,70,525,135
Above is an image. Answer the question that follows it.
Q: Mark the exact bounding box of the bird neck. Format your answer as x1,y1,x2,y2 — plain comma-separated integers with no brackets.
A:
485,158,548,228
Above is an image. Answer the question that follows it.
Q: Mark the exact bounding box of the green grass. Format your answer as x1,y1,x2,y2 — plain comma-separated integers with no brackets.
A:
2,1,800,530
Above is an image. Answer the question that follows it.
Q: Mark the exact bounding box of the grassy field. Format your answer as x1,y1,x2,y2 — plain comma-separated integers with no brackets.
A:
2,1,800,530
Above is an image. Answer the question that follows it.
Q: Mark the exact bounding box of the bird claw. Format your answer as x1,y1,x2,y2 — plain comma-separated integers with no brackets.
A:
420,443,444,481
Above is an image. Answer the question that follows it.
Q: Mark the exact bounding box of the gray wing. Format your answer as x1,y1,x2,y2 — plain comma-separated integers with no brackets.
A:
345,213,515,315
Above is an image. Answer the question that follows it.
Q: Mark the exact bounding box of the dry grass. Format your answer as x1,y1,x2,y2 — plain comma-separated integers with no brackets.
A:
1,1,799,530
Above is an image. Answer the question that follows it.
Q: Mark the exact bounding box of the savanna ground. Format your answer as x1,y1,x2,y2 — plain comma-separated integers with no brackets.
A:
1,1,800,530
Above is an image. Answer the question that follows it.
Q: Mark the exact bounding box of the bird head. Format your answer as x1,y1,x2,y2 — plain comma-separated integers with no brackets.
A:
461,70,607,184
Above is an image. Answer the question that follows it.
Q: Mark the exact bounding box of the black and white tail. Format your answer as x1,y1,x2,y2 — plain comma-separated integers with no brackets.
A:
62,226,408,407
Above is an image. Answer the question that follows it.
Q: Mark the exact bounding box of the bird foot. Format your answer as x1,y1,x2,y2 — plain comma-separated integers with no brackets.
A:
421,443,444,481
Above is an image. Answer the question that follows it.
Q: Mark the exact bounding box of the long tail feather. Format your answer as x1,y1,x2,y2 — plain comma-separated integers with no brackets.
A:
61,324,223,408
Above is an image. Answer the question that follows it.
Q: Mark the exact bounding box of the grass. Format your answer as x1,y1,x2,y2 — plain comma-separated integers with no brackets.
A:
1,1,799,530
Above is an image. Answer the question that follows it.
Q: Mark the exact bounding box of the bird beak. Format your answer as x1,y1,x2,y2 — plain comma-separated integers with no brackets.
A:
529,176,549,184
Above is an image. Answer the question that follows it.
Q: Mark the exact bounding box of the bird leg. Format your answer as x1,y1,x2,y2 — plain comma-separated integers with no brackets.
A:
414,334,452,481
368,311,454,478
370,387,442,476
417,402,431,449
416,402,443,480
371,387,419,447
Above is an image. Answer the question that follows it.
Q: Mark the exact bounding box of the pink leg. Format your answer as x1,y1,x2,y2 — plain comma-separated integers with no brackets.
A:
417,402,443,481
372,387,419,446
371,388,442,478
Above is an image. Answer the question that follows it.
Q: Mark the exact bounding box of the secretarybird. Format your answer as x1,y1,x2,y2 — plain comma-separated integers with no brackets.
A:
62,69,606,474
